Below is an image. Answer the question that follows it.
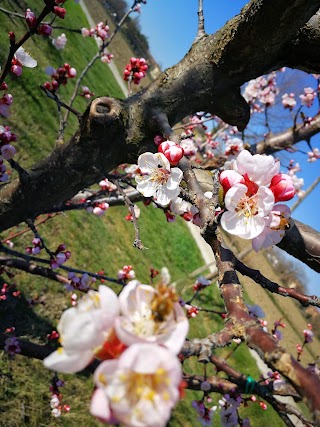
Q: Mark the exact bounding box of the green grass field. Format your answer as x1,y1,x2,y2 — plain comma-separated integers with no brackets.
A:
0,1,287,426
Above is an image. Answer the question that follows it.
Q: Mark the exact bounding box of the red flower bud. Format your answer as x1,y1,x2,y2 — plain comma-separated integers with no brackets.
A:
25,9,37,28
158,140,176,154
53,6,66,19
163,144,184,166
269,173,295,202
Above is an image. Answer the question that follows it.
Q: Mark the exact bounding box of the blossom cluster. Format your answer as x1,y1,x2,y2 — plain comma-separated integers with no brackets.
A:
243,72,279,111
11,46,37,77
299,87,317,108
123,57,148,84
80,85,95,99
82,22,109,41
219,150,295,251
43,63,77,93
0,125,17,161
43,280,188,426
135,152,183,206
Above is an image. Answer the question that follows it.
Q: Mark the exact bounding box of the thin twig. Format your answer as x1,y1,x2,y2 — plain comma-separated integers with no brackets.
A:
193,0,207,44
113,180,146,250
0,244,123,285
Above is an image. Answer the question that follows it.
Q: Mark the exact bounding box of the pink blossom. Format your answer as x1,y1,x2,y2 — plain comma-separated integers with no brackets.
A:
25,8,37,28
162,144,184,166
303,329,314,343
39,23,52,36
251,204,291,251
99,178,117,191
52,33,67,50
219,170,245,193
43,286,120,373
135,152,183,206
180,138,197,156
299,87,316,107
53,6,66,19
233,150,280,186
115,280,189,354
4,336,21,356
93,202,109,216
1,144,16,159
221,183,275,239
90,343,182,427
117,265,135,280
81,28,90,37
281,93,296,110
307,148,320,162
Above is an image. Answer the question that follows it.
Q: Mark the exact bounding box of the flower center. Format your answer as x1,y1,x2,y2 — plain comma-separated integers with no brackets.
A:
150,167,170,185
235,195,258,218
116,368,170,405
151,284,178,322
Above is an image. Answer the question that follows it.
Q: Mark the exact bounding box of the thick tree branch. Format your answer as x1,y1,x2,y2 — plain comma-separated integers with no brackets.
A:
1,1,320,232
251,113,320,154
277,219,320,272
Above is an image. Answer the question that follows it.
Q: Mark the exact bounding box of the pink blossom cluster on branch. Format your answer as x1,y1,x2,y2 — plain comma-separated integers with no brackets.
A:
123,57,148,85
219,150,294,251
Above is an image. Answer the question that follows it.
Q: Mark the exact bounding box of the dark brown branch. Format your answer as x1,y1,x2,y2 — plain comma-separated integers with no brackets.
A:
0,332,55,360
251,113,320,155
0,245,123,285
210,356,312,427
235,258,320,307
277,219,320,273
0,256,70,285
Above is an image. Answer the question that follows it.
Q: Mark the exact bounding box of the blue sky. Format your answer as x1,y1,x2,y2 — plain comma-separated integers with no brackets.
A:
136,1,319,293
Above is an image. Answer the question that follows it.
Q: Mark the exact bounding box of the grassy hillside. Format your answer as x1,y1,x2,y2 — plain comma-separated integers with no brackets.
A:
0,2,303,427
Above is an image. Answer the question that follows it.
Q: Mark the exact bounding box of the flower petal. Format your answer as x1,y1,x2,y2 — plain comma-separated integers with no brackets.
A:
221,210,265,239
15,47,37,68
90,388,112,423
43,347,93,373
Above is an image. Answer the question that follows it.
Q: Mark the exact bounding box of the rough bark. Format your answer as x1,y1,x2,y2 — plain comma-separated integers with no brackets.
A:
1,0,320,233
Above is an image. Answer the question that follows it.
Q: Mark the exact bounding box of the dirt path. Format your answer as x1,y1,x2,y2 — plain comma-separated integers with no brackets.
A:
79,0,128,96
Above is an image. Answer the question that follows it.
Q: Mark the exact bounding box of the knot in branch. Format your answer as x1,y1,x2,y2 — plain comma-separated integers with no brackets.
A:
89,97,122,126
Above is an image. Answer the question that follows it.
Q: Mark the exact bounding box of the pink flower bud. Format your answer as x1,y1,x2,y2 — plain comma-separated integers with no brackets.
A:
8,32,15,42
51,80,59,90
3,93,13,105
25,9,37,28
39,23,52,36
43,81,51,90
158,140,176,154
269,173,295,202
68,67,77,78
53,6,66,19
1,144,16,159
11,65,22,76
219,170,244,193
163,144,184,166
56,243,66,252
56,252,67,265
81,27,90,37
154,135,165,146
